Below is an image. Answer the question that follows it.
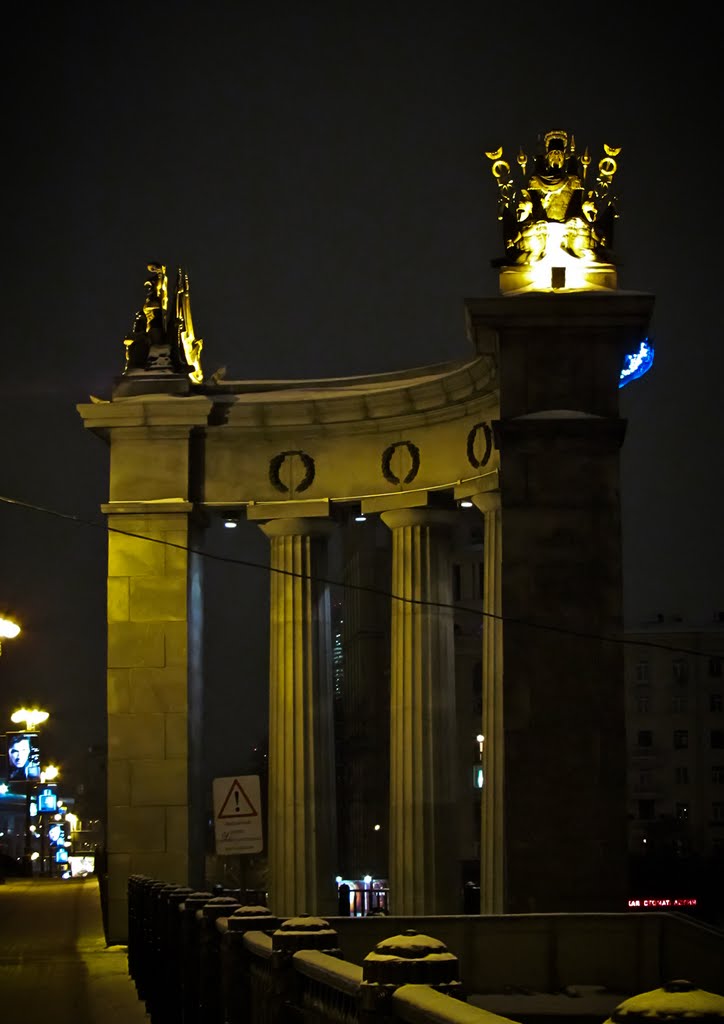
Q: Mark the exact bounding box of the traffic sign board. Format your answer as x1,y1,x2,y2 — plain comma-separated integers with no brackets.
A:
212,775,263,855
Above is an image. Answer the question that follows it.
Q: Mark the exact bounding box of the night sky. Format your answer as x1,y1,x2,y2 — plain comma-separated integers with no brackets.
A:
2,5,721,796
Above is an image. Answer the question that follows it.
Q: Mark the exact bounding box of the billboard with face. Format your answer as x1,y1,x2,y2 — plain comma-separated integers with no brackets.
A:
6,732,41,781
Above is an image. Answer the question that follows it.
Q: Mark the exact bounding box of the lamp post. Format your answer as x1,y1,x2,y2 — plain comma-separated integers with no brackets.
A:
10,707,49,877
38,765,60,875
0,616,21,657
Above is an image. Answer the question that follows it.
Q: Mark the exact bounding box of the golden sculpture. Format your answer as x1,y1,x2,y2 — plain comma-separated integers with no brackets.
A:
486,130,621,293
174,267,204,384
122,262,204,383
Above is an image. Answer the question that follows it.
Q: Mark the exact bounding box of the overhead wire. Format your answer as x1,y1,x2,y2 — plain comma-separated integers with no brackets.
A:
0,492,721,661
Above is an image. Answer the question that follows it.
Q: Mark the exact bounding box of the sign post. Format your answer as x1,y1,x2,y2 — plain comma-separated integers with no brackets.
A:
212,775,263,855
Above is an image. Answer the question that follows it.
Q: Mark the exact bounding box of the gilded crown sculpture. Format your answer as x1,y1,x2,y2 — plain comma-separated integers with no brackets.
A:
486,129,621,293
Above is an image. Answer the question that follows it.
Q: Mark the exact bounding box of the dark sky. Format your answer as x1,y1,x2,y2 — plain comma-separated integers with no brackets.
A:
1,4,721,792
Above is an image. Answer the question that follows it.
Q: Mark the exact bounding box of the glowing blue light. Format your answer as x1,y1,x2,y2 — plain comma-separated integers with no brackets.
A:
619,339,654,388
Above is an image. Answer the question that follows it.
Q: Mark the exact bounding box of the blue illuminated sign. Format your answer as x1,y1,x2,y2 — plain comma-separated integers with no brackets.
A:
38,788,57,813
56,847,69,863
620,339,654,388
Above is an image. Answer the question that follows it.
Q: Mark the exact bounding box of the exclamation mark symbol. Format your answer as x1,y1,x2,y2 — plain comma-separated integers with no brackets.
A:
234,790,240,814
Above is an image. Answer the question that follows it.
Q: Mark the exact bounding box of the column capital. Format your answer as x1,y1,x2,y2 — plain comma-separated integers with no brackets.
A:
260,516,336,540
471,491,500,516
380,508,458,532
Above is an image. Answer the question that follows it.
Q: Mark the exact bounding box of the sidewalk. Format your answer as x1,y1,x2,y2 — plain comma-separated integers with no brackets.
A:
0,876,148,1022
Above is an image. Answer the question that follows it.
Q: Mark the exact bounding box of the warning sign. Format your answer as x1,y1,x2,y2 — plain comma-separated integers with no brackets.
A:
212,775,263,855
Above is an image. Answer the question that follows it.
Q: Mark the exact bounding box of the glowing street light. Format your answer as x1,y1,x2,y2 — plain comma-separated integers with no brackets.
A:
11,708,49,730
41,764,60,783
0,616,21,656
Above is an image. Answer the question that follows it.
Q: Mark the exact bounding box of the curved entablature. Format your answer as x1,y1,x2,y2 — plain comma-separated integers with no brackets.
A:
80,350,500,514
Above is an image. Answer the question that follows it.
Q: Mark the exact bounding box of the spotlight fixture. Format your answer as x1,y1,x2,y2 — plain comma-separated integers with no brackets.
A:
354,513,367,523
460,499,473,509
223,517,239,528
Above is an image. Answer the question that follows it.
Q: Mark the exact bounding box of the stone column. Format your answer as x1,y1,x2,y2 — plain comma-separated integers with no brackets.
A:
380,508,458,915
104,503,202,943
471,491,504,914
259,517,337,917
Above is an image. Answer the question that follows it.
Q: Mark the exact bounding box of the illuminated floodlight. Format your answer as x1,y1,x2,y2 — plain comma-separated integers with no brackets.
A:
373,824,381,831
619,339,654,388
223,518,238,528
0,783,8,795
0,617,21,639
11,708,49,730
354,513,367,523
460,500,474,509
363,874,372,884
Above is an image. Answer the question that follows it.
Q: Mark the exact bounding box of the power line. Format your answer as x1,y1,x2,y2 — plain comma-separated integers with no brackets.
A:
0,493,721,660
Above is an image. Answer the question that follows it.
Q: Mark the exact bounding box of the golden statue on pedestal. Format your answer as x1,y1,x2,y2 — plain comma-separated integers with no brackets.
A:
486,130,621,293
123,262,204,383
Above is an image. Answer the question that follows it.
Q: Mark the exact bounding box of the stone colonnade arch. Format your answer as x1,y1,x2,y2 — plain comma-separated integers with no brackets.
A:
79,291,653,942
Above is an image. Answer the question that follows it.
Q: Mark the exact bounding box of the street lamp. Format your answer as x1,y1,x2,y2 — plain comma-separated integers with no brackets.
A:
10,707,49,876
11,708,49,730
0,616,21,656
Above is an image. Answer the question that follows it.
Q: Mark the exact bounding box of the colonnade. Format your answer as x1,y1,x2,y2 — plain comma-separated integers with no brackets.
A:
256,503,498,918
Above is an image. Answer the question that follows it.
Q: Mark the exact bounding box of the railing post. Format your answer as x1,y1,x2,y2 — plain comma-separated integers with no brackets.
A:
603,980,724,1024
360,928,464,1023
147,883,183,1018
158,886,194,1024
271,917,342,1024
179,890,214,1024
127,874,150,989
197,896,241,1024
220,906,277,1024
140,881,168,1003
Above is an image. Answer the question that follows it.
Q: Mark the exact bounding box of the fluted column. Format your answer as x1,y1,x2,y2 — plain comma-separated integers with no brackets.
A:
380,508,458,915
259,517,337,918
472,491,504,914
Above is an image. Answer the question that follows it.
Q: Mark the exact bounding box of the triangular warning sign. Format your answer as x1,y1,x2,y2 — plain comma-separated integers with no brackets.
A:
217,779,258,819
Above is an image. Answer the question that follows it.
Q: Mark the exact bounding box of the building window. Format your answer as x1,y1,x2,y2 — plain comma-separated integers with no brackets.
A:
673,730,689,750
672,659,688,684
638,799,655,820
712,730,724,750
638,769,652,788
637,730,653,747
712,802,724,822
712,766,724,784
675,802,689,821
636,695,650,713
710,657,722,678
635,661,649,682
711,693,723,713
675,765,689,785
672,695,688,714
452,564,461,602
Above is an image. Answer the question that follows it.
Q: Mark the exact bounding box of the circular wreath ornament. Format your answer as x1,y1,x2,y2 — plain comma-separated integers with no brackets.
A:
466,422,493,469
381,440,420,485
268,449,316,494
